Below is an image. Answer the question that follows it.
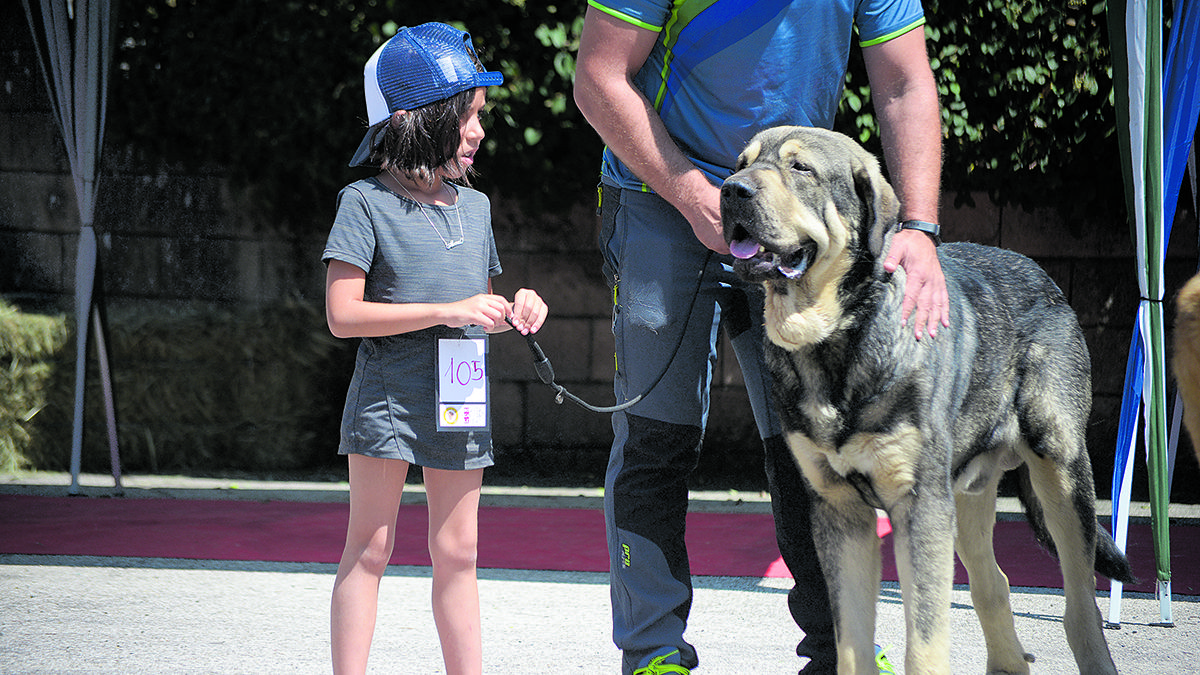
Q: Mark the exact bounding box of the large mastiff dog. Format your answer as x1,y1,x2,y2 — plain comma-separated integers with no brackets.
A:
720,127,1134,674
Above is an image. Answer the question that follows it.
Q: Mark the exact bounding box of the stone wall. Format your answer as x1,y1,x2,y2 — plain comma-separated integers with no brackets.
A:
6,153,1198,495
3,18,1198,497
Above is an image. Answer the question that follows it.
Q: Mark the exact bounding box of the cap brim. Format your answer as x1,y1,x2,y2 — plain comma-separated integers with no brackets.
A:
348,120,388,168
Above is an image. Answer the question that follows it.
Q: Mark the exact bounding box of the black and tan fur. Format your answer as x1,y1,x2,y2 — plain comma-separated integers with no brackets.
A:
1174,272,1200,466
720,127,1134,675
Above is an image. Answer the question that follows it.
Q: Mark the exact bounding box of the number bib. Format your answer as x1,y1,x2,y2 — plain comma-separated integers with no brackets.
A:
436,338,489,431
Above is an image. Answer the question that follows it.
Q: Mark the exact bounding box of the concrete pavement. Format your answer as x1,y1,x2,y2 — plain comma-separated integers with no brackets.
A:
2,472,1197,673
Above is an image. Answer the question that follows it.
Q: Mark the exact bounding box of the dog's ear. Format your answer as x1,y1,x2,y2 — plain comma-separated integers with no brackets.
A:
851,152,899,259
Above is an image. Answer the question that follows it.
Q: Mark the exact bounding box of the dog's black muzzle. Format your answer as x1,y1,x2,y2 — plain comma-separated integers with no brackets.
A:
721,174,815,282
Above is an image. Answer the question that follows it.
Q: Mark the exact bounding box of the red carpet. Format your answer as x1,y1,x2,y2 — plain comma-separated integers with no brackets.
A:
0,494,1194,594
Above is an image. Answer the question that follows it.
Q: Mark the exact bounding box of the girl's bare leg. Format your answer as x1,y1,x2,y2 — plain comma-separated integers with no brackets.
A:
331,455,408,675
424,466,485,675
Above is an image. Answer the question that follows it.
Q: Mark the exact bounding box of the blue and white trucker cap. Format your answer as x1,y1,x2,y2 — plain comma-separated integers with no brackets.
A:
349,22,504,167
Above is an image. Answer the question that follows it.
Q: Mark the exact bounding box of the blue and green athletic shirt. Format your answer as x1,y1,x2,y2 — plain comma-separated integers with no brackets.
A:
588,0,926,191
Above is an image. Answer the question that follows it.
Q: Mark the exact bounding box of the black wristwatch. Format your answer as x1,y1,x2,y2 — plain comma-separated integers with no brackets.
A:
899,219,941,246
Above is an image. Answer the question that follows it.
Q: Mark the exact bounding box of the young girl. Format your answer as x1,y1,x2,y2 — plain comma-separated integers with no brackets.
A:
323,23,548,675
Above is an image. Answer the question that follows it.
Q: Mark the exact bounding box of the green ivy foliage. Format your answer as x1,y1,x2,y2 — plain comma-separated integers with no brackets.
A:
105,0,1122,237
107,0,595,234
836,0,1123,227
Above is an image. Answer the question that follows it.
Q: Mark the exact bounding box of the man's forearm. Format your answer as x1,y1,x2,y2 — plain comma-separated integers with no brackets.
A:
573,8,727,251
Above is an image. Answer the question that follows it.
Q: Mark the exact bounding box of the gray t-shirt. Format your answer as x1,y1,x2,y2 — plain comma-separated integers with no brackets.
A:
322,177,501,469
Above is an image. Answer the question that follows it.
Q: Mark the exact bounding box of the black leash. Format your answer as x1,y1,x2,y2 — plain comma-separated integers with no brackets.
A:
507,251,711,414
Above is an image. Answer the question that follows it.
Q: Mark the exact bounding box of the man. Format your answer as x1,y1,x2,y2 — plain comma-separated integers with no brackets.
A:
573,2,945,674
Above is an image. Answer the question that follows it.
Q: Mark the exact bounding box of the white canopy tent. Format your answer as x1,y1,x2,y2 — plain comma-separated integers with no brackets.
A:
22,0,121,494
1107,0,1200,626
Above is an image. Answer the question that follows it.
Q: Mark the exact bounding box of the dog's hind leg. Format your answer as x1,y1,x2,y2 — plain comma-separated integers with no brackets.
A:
1021,450,1119,675
954,482,1032,674
888,492,956,675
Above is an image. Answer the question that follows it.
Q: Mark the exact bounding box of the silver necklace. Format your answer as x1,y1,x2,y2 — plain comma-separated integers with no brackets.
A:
387,169,464,250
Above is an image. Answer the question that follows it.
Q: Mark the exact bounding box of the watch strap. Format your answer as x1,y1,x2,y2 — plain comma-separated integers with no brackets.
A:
899,219,941,246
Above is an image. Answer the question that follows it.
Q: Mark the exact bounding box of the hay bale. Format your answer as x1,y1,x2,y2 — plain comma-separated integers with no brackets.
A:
18,299,354,474
0,300,71,472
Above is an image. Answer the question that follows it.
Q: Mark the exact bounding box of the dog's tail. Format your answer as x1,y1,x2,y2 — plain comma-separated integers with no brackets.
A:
1014,465,1137,584
1095,527,1138,584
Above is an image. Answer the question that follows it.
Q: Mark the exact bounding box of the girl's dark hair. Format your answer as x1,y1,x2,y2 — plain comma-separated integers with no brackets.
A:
368,87,479,186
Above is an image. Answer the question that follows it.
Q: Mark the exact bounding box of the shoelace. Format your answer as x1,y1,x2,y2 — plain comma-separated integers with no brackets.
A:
633,649,689,675
875,644,897,675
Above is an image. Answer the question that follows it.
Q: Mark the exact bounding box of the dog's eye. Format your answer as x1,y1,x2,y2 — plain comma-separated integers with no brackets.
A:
791,161,814,176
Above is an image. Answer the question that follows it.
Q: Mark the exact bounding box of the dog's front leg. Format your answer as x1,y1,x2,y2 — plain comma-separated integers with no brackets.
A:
810,489,881,675
890,490,956,675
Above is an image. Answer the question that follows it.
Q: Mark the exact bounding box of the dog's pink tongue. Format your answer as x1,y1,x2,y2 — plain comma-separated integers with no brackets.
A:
730,239,761,259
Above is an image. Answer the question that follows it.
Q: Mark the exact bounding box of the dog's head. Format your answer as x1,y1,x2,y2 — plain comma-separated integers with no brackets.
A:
721,126,899,281
720,127,900,347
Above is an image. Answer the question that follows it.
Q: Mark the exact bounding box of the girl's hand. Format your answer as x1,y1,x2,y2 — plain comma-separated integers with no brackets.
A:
445,293,511,331
507,288,548,335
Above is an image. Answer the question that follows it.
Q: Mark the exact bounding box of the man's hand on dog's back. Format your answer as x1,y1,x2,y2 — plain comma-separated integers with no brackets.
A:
885,228,949,340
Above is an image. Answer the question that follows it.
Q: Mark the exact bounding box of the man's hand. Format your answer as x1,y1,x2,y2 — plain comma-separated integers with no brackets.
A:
680,179,730,255
883,229,949,340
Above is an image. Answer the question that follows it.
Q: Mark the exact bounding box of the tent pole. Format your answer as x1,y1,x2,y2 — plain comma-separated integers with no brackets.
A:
68,225,97,495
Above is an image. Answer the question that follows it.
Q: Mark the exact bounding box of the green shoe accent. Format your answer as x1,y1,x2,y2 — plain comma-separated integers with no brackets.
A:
875,644,897,675
633,649,690,675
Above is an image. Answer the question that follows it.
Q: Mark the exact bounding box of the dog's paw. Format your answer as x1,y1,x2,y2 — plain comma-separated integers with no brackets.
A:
985,652,1035,675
